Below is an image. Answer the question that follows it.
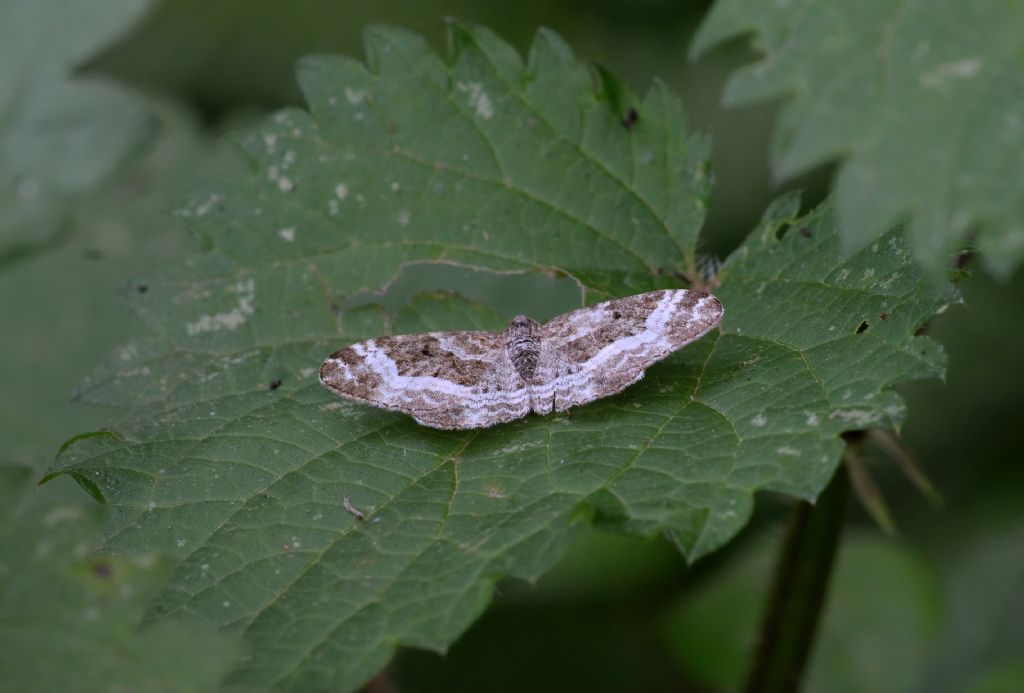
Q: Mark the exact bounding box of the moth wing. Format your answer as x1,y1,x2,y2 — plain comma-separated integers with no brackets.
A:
320,330,530,429
537,289,723,411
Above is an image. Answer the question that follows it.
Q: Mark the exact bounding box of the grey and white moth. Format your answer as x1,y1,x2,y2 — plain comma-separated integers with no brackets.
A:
320,289,723,429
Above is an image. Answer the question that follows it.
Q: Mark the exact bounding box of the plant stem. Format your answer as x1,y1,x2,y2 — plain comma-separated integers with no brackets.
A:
743,464,850,693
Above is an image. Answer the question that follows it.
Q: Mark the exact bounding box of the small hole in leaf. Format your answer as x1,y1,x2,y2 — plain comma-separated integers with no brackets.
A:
622,108,639,129
856,321,870,334
269,379,282,390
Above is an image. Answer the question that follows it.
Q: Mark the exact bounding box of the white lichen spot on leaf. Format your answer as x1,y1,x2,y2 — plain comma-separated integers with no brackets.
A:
456,81,494,120
345,87,369,105
919,57,984,89
192,193,223,218
186,279,256,336
829,409,882,427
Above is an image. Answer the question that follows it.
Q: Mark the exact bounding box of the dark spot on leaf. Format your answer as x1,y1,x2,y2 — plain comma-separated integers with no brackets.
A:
92,560,114,579
655,267,665,275
879,312,888,320
622,108,639,129
136,284,149,294
799,227,813,238
269,379,282,390
856,321,870,334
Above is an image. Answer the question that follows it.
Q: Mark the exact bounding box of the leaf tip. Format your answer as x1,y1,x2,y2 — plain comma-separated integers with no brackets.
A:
56,429,124,456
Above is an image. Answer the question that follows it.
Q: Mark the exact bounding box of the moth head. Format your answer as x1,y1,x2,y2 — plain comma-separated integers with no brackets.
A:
509,315,539,330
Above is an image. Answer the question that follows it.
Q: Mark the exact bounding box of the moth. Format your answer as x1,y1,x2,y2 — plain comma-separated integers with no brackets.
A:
320,289,723,429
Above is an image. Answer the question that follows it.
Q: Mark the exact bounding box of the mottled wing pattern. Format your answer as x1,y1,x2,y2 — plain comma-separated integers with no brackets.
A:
321,289,724,429
533,290,723,413
319,331,529,429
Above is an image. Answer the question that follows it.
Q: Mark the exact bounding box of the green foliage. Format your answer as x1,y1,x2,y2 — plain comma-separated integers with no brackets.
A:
663,481,1024,693
664,532,942,693
0,465,241,692
0,0,153,262
0,101,228,470
0,1,225,475
914,489,1024,693
46,24,957,690
692,0,1024,278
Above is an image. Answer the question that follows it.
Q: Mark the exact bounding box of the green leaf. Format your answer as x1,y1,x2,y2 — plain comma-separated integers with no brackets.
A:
0,101,229,470
0,0,155,262
0,464,243,692
691,1,1024,278
49,24,955,691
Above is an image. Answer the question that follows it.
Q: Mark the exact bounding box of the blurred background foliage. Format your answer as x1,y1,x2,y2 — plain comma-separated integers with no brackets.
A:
2,0,1021,690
